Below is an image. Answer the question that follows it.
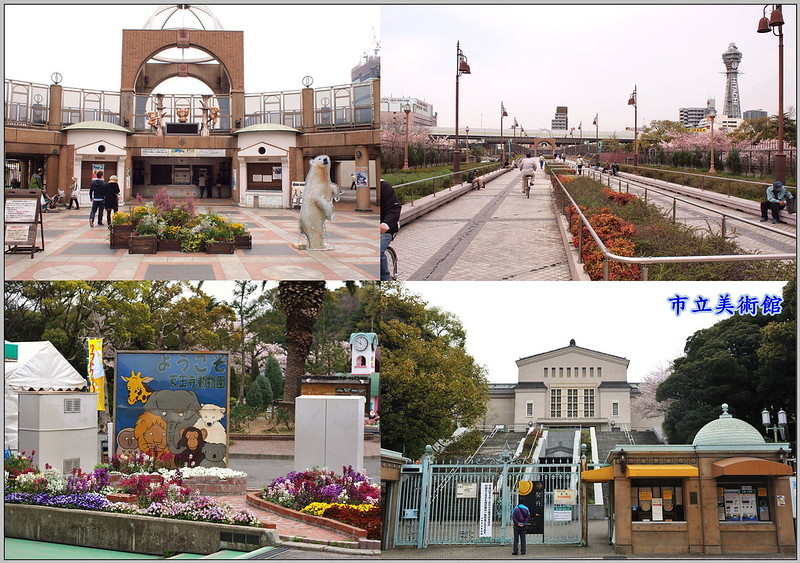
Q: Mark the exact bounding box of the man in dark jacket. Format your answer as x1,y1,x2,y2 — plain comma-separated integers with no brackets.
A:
512,503,530,555
88,171,108,227
380,180,401,281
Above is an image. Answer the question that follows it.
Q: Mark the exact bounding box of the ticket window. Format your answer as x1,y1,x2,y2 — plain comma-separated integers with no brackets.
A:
716,478,770,522
630,480,685,522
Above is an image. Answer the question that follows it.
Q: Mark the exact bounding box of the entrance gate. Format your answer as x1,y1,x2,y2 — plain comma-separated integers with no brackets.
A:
393,448,582,548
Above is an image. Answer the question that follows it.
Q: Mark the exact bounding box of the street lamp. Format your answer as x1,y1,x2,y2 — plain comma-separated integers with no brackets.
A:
628,85,639,169
762,408,788,442
454,41,471,179
511,118,518,155
465,126,470,163
757,4,786,184
708,106,717,173
593,113,599,154
500,102,508,161
402,102,411,170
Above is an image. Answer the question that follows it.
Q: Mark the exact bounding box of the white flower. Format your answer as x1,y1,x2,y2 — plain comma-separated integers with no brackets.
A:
161,466,246,480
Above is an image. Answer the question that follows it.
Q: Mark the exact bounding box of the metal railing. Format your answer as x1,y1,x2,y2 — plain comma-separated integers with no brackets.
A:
619,163,796,195
585,168,796,241
552,172,796,281
392,162,503,206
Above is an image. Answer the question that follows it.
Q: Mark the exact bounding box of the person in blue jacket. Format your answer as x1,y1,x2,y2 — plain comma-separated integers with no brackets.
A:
512,502,530,555
760,181,794,224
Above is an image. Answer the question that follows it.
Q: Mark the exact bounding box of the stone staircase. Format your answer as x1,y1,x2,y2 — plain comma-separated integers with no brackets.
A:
476,429,525,459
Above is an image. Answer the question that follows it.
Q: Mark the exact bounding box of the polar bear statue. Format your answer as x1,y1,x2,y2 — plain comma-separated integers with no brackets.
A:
298,154,340,250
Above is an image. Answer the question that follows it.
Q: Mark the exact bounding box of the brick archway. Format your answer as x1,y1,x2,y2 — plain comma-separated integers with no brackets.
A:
531,137,557,156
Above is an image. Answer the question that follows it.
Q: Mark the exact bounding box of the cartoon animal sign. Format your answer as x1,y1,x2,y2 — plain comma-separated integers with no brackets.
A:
121,371,154,405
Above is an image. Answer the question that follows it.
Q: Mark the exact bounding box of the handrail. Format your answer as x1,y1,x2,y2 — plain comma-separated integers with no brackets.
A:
551,172,796,281
622,163,796,192
585,168,796,240
391,162,501,206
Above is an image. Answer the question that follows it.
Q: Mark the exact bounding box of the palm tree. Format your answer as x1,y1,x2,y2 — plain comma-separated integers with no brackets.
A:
278,281,327,414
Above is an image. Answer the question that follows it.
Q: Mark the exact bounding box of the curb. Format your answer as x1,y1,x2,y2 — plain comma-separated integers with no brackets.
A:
246,493,368,539
276,539,380,556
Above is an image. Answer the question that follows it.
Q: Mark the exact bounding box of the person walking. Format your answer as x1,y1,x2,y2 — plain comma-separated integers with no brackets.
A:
350,174,357,190
198,174,208,198
511,502,530,555
576,155,584,175
88,171,107,227
380,179,401,281
215,173,223,198
66,176,80,209
104,174,121,227
760,181,794,224
539,155,545,170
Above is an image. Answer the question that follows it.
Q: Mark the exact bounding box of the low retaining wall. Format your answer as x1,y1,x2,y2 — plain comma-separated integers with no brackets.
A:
246,492,379,550
107,473,248,496
399,167,510,225
5,503,277,555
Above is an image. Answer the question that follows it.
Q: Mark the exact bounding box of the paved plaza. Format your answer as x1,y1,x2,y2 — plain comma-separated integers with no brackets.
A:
5,190,379,281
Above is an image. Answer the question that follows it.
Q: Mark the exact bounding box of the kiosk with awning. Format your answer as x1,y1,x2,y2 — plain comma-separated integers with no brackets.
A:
581,404,795,556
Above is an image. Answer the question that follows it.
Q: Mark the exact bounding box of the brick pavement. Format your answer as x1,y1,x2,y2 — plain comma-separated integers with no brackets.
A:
391,167,572,281
5,190,378,281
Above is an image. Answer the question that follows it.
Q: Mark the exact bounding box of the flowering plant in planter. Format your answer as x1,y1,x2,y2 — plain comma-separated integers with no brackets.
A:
4,450,36,485
261,466,380,512
111,212,132,225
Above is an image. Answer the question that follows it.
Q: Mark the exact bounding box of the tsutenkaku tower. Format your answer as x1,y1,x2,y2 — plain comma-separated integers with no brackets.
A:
722,43,743,119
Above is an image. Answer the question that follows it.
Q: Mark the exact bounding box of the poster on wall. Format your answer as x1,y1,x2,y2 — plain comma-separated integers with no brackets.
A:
272,166,282,180
114,351,230,469
355,166,368,188
479,482,493,537
92,163,105,178
724,489,742,520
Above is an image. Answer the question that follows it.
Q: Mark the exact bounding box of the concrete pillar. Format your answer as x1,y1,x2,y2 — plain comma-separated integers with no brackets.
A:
48,84,62,131
295,395,365,473
231,91,245,130
120,90,135,130
355,145,371,212
46,153,59,197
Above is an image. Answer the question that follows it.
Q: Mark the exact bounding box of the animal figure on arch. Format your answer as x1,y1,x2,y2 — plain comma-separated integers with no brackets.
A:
298,154,340,250
121,370,154,405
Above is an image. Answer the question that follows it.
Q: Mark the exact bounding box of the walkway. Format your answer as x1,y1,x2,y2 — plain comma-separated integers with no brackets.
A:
4,190,378,281
392,166,573,281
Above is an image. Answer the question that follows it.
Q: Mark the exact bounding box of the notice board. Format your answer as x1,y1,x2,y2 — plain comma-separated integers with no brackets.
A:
4,189,44,257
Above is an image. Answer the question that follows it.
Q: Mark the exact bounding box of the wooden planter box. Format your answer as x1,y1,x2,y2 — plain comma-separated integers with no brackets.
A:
110,224,134,249
106,492,137,504
157,239,182,252
205,241,235,254
234,234,253,249
129,235,158,254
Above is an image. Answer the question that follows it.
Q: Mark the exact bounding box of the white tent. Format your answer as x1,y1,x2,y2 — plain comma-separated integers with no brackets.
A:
5,341,87,451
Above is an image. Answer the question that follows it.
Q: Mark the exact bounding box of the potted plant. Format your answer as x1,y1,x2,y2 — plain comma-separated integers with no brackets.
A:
230,221,252,249
129,214,159,254
157,223,183,252
204,223,235,254
109,212,134,249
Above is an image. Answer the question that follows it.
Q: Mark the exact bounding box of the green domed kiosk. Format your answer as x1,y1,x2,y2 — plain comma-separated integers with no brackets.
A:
582,403,795,556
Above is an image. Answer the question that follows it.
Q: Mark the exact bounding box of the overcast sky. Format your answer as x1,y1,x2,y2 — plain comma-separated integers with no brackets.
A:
401,281,788,384
382,4,797,133
4,4,380,93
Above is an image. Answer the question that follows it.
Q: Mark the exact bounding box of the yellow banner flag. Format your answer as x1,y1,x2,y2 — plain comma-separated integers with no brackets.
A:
87,338,106,411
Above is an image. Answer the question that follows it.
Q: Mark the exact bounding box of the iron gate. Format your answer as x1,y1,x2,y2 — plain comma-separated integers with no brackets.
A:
393,449,582,548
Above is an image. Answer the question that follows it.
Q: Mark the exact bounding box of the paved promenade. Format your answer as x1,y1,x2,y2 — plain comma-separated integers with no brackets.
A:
391,166,574,281
5,190,378,281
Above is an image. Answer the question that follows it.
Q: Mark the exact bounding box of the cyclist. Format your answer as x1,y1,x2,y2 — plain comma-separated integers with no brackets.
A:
519,152,537,195
380,179,401,281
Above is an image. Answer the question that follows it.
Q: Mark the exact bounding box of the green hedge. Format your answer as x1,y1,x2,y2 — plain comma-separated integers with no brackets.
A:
384,162,503,204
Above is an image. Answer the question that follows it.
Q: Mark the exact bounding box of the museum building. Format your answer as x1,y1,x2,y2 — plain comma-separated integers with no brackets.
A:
4,6,380,209
487,340,662,432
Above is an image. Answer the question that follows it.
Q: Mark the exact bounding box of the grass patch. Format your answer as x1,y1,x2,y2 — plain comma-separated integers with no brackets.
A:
384,162,503,204
557,176,794,280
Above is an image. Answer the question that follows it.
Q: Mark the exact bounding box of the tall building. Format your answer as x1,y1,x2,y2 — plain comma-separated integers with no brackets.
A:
743,109,768,120
679,107,708,128
722,42,743,119
551,106,568,130
381,97,437,127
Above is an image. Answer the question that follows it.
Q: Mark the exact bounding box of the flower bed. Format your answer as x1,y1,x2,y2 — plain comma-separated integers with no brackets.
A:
258,466,381,541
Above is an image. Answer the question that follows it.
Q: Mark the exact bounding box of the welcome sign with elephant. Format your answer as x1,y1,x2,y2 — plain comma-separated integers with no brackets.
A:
114,351,230,469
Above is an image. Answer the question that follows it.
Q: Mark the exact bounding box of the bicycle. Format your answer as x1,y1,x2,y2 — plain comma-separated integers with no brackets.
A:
385,244,398,281
524,175,533,199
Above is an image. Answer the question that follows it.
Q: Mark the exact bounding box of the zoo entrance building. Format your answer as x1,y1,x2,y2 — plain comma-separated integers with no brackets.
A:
4,6,380,209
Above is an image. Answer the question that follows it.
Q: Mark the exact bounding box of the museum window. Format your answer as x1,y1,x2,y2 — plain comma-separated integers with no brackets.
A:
526,401,534,418
612,402,619,416
550,389,562,417
582,367,587,377
589,367,594,377
567,389,578,417
559,367,564,377
597,367,602,377
543,367,548,377
716,478,771,522
583,389,595,417
566,367,571,377
630,479,685,522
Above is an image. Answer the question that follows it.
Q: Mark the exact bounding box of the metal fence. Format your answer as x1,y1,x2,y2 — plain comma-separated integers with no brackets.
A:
393,448,582,548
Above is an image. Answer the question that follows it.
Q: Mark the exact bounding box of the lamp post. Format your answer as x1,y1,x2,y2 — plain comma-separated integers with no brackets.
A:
593,113,599,155
500,102,507,162
511,118,518,155
402,102,411,170
708,106,717,173
762,408,788,442
454,41,471,179
465,126,470,163
628,85,639,169
757,4,786,184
